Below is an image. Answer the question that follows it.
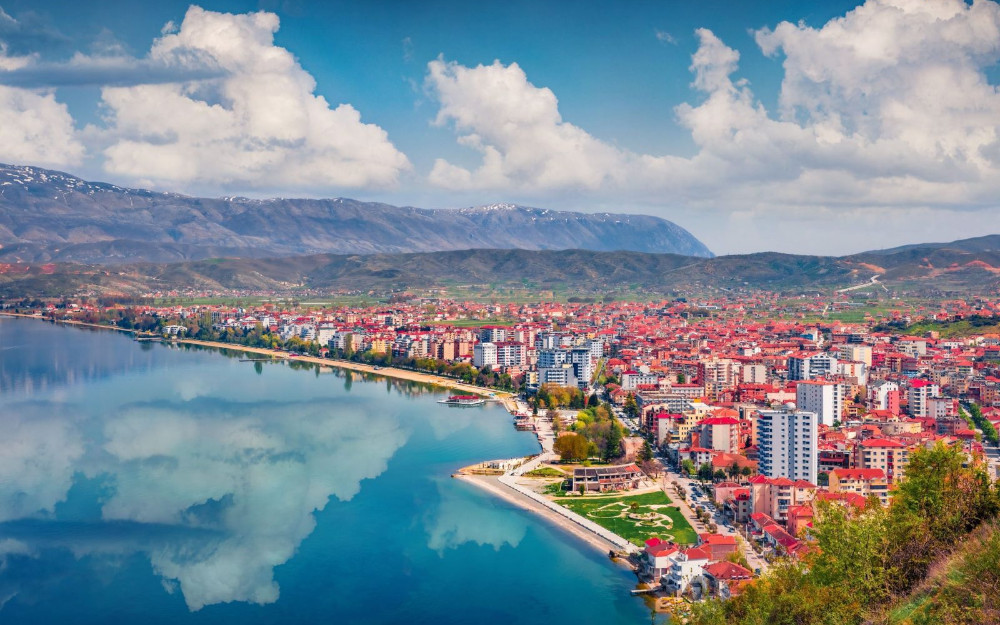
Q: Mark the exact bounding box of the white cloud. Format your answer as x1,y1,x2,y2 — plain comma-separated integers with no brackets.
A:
0,45,83,167
655,29,677,45
426,57,636,192
0,409,84,522
425,0,1000,253
98,6,410,191
99,400,409,610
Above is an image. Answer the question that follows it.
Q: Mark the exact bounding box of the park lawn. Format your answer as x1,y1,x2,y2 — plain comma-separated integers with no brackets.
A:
553,490,697,546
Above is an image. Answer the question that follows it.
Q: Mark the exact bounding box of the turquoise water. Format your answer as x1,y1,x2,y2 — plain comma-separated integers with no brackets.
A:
0,318,661,624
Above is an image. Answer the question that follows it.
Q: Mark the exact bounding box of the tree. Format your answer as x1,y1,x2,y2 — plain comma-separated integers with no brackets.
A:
640,459,661,479
603,420,623,462
740,466,753,479
817,471,830,487
587,393,600,408
639,439,654,462
554,433,590,462
697,463,714,482
713,469,728,482
623,392,639,419
681,459,695,477
677,373,687,384
728,461,740,479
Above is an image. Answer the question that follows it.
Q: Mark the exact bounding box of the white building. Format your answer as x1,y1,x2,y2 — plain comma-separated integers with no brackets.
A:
795,380,842,427
868,380,899,410
787,352,838,381
907,380,940,417
538,363,578,388
621,370,659,391
757,409,818,484
495,342,526,367
473,342,499,369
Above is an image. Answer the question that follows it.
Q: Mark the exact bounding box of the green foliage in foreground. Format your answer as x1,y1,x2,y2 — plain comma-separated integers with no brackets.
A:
554,490,697,546
889,521,1000,625
688,443,1000,625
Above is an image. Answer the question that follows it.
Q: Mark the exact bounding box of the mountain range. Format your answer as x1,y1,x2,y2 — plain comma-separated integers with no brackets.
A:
0,164,712,263
4,236,1000,298
2,163,999,297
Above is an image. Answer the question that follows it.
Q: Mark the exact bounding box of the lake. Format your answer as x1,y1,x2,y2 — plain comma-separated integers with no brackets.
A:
0,318,662,624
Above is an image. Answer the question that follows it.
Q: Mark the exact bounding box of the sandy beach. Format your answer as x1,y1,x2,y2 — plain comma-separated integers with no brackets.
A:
457,473,629,559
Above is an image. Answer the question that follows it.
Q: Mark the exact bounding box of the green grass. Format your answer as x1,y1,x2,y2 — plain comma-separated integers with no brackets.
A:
553,490,697,546
525,467,566,477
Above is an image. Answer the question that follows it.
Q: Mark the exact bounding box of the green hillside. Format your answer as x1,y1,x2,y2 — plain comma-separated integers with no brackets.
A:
688,443,1000,625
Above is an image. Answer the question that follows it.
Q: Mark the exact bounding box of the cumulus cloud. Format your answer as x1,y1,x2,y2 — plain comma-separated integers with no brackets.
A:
425,0,1000,252
0,408,84,521
0,16,84,168
98,6,410,190
426,57,637,191
99,399,409,610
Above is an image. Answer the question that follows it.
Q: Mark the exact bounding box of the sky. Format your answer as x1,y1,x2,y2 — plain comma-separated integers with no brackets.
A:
1,0,999,256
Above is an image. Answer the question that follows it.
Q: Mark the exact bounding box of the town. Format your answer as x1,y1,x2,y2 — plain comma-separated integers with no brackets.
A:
6,289,1000,613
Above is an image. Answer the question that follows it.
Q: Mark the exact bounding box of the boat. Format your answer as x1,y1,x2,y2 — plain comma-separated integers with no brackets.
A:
438,395,486,406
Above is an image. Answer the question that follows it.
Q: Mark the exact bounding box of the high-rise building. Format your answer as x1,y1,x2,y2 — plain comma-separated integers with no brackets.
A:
473,342,498,368
756,409,818,484
907,379,939,417
795,380,842,426
787,352,838,381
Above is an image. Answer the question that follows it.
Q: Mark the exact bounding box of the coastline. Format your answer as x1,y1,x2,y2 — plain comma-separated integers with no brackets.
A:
0,314,509,401
175,338,512,400
6,312,631,564
457,473,631,561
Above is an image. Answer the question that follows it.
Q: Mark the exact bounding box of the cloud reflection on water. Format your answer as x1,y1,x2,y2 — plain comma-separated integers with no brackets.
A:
0,396,410,610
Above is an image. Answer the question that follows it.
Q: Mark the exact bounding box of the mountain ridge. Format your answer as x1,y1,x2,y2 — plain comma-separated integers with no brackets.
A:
4,236,1000,298
0,163,713,262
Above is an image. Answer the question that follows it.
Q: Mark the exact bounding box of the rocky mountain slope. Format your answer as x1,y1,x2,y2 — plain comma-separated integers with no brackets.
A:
0,164,712,263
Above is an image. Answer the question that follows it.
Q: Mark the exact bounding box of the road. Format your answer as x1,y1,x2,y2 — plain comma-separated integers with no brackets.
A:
836,274,884,293
657,457,770,574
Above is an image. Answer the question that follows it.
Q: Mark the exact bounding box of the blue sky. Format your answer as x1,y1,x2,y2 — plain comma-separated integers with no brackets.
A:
1,0,999,254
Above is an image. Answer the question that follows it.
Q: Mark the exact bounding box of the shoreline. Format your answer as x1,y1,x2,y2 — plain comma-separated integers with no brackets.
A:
0,314,510,401
175,338,513,400
457,473,633,562
6,312,633,566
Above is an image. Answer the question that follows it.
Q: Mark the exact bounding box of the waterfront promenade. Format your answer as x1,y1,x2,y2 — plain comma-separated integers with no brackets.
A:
459,402,639,557
175,338,512,399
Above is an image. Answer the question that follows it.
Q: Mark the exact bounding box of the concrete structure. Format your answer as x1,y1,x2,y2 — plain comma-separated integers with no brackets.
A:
858,438,910,483
907,379,940,417
787,352,838,381
571,464,643,493
696,416,741,454
829,468,890,506
796,380,842,427
473,342,498,368
756,409,818,484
